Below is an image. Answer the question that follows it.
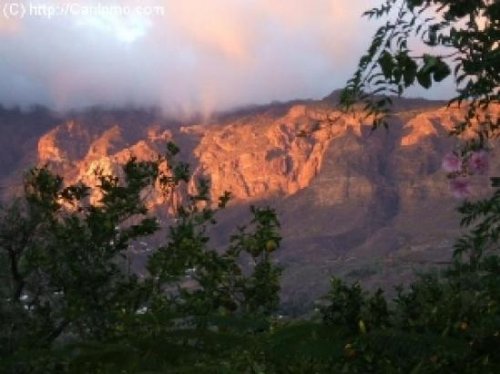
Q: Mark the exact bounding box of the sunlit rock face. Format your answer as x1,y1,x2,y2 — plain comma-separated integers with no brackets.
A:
193,104,337,201
2,98,498,314
39,122,172,207
33,101,499,213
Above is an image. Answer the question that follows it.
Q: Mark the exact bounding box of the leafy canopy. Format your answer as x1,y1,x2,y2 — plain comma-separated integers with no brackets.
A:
342,0,499,144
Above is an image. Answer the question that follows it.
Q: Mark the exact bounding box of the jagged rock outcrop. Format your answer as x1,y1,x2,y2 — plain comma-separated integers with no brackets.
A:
2,98,498,314
193,105,337,200
32,103,457,206
37,115,176,207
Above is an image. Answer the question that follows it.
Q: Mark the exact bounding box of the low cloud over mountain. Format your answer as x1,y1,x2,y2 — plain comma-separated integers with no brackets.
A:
0,0,453,116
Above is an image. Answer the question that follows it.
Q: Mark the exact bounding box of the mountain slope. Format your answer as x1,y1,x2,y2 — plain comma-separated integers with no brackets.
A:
1,97,498,313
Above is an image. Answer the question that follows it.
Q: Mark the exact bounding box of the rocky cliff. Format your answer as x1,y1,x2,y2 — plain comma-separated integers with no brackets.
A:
3,97,499,313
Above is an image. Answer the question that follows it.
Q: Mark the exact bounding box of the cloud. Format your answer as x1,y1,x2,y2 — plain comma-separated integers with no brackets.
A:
0,0,452,116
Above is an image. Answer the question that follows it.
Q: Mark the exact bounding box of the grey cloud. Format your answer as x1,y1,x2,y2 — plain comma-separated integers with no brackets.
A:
0,0,453,115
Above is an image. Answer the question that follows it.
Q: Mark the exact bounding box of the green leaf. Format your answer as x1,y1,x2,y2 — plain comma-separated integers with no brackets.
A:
417,68,432,89
422,54,438,73
378,51,394,79
402,55,418,87
433,60,451,82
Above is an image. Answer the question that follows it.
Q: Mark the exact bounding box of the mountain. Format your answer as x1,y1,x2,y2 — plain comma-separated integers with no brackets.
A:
1,96,498,314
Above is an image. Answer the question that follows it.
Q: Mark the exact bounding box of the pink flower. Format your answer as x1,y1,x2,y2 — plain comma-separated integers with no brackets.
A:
468,150,489,175
442,153,462,173
449,178,472,199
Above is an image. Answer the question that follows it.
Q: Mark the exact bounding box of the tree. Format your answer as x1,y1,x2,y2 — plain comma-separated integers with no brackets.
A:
342,0,498,145
342,0,499,264
309,3,500,370
1,2,498,372
0,144,283,372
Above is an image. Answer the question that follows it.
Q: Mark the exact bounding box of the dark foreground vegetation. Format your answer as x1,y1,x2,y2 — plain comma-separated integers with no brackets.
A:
0,141,499,373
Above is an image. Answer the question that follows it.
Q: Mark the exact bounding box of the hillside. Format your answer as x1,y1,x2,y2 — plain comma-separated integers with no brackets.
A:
1,96,498,313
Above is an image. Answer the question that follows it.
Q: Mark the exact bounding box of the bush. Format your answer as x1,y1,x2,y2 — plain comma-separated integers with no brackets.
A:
0,144,282,373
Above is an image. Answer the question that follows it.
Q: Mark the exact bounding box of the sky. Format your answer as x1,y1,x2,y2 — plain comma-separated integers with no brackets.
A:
0,0,455,116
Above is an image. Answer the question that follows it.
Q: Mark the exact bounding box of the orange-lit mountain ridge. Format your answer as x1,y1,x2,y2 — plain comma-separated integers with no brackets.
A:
2,97,498,313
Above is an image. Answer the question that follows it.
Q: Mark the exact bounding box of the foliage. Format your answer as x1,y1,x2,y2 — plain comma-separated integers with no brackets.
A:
341,0,499,142
1,1,499,372
322,279,389,333
314,256,500,372
341,0,499,311
454,188,500,266
1,145,499,373
0,144,282,373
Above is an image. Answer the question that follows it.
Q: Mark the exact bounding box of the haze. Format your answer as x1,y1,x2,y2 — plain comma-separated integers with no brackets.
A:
0,0,454,116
